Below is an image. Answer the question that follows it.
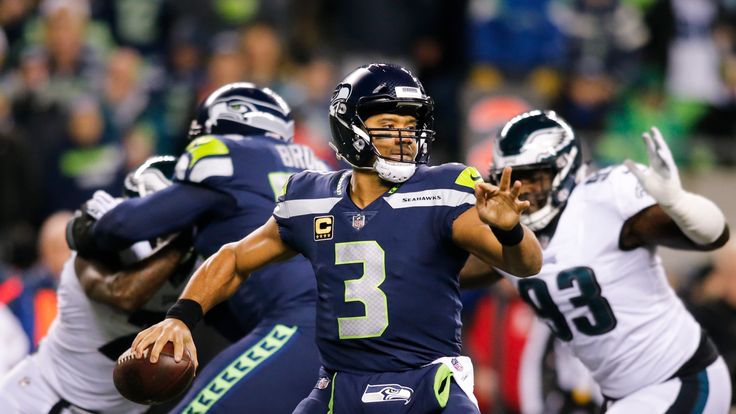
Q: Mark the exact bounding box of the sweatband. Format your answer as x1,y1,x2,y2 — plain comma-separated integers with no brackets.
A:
166,299,203,331
490,223,525,246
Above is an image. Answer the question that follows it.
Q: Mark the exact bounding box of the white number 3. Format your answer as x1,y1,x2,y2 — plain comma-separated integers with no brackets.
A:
335,241,389,339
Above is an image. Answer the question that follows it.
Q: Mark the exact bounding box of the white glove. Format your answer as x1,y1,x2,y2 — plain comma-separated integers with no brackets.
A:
625,127,725,245
84,190,123,220
623,127,682,207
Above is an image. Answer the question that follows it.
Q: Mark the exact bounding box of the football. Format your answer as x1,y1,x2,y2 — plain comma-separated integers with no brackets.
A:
113,342,195,405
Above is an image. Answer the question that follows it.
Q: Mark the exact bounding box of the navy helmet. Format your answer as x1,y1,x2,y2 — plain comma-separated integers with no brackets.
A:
328,63,435,180
490,110,583,231
188,82,294,142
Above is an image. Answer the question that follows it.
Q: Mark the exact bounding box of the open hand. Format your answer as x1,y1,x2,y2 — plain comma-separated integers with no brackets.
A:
131,318,198,369
475,166,530,230
624,127,683,207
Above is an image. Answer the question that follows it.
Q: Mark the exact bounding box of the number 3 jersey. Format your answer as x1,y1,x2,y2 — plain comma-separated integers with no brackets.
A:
502,165,702,399
274,164,482,373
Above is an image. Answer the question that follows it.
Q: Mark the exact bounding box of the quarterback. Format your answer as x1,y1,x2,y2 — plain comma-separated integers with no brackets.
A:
131,63,543,413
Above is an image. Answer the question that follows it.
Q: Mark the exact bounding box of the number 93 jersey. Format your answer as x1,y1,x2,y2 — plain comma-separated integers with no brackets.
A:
274,164,482,373
501,165,702,399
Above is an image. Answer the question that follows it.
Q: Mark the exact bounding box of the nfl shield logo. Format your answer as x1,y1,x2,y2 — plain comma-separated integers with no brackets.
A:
451,358,464,372
352,214,366,230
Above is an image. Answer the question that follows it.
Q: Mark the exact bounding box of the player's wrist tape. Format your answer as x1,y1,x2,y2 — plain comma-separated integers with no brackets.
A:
166,299,203,331
490,223,524,246
661,191,725,245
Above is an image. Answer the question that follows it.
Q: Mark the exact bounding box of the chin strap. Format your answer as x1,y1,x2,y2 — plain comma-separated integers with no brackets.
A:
373,158,417,183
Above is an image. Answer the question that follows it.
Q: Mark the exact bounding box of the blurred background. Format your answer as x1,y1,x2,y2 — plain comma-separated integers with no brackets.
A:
1,0,735,412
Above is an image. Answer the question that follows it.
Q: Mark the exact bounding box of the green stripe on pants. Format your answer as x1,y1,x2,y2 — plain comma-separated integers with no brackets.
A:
181,324,298,413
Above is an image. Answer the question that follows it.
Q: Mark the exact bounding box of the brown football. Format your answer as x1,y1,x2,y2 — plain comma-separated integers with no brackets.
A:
113,342,195,405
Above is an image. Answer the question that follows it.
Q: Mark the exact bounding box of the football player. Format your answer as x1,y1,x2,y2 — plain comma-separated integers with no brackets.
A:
0,157,194,414
131,63,543,413
70,83,328,413
484,110,731,413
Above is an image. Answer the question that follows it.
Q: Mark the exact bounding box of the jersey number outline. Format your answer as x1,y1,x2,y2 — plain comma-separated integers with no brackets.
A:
518,266,617,341
335,241,389,339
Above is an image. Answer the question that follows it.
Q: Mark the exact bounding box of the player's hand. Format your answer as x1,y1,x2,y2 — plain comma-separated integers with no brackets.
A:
83,190,123,220
624,127,683,207
475,166,530,230
131,318,198,369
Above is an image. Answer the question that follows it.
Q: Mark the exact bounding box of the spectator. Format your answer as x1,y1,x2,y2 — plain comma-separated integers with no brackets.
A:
4,211,71,351
0,90,41,265
42,96,125,217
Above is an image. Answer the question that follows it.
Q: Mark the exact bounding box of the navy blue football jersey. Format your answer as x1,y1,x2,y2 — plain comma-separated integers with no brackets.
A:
175,134,329,325
274,164,483,372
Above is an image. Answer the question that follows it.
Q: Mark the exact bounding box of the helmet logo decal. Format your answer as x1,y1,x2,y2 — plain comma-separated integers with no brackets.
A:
523,127,567,152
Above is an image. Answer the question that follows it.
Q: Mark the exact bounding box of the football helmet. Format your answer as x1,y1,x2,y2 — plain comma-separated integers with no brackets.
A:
188,82,294,142
328,63,435,183
490,110,583,231
123,155,177,198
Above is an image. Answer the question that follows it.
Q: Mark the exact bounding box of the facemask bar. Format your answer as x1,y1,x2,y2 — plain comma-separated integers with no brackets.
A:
365,127,435,164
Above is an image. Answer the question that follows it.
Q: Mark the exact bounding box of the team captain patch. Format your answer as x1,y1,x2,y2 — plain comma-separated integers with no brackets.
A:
314,215,334,241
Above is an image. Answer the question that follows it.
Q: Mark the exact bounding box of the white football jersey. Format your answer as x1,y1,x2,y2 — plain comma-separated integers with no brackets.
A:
0,304,28,378
503,165,701,399
31,253,188,412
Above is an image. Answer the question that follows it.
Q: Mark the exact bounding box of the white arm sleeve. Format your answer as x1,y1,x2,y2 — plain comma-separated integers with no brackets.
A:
661,191,726,245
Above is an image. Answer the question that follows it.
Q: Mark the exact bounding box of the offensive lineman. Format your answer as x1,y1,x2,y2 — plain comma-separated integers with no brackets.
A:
72,83,329,413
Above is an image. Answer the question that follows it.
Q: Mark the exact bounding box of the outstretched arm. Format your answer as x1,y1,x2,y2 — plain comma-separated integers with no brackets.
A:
453,167,542,277
621,127,729,251
131,218,296,367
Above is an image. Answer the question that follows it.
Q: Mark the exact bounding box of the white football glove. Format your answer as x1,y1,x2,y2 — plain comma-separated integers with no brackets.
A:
623,127,683,207
624,127,725,245
84,190,123,220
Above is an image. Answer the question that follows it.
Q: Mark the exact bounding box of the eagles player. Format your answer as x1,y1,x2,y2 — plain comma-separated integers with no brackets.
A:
131,63,543,413
0,158,193,414
485,110,731,413
70,83,328,413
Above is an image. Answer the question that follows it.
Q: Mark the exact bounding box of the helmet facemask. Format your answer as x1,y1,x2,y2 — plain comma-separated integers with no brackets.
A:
490,110,583,232
328,63,436,182
355,99,435,183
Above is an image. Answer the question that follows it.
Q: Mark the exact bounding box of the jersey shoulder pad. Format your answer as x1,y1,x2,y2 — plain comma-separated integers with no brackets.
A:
174,135,234,184
417,163,483,192
581,164,655,219
278,169,345,202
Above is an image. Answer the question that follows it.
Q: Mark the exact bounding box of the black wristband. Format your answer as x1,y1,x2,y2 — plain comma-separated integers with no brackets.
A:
166,299,203,331
490,223,524,246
